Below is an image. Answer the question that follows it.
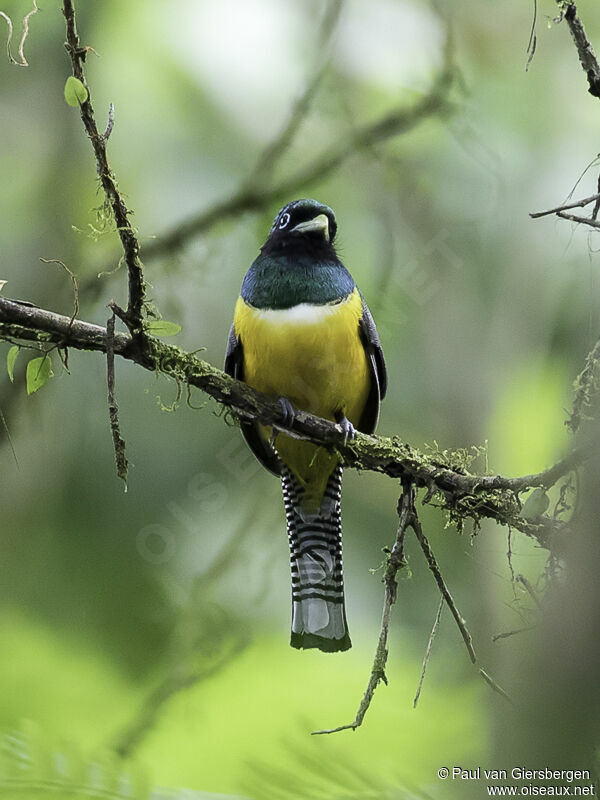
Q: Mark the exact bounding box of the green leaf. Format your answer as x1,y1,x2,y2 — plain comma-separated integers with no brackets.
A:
520,487,550,520
64,76,88,107
145,320,182,337
26,356,53,395
7,346,18,382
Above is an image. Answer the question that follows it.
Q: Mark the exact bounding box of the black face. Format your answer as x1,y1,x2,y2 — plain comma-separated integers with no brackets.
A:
264,199,338,252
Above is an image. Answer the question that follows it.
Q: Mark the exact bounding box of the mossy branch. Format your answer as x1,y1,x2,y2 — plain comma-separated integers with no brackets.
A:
567,333,600,432
0,295,589,548
1,0,594,742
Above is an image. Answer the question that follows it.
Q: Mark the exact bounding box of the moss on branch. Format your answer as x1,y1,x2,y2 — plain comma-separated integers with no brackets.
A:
0,295,586,548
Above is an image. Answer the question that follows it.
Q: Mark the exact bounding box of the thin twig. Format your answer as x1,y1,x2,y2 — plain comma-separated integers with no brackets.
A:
39,258,79,331
15,0,38,67
313,480,510,733
516,573,541,609
479,668,513,705
312,480,412,734
412,515,477,664
103,102,115,142
0,11,13,62
0,0,38,66
0,403,18,468
492,625,536,642
106,312,128,488
62,0,146,332
530,192,600,219
413,596,444,708
525,0,537,72
507,526,516,589
592,173,600,220
556,210,600,228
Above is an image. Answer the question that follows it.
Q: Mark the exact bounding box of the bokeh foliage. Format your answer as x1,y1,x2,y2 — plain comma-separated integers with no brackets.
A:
0,0,599,797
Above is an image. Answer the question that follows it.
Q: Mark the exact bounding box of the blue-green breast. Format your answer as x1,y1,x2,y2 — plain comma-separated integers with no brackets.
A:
241,252,356,310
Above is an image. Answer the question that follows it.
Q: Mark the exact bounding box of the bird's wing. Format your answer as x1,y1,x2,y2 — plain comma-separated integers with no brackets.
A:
358,298,387,434
224,324,282,476
224,323,242,378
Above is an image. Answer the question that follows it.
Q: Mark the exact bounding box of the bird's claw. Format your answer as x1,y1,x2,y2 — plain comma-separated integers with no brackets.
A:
278,397,296,428
336,415,355,445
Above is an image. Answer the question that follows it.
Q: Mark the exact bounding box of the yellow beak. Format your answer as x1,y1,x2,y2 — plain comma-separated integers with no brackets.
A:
291,213,330,241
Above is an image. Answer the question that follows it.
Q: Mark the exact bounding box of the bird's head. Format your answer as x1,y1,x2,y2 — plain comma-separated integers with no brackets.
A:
262,199,338,255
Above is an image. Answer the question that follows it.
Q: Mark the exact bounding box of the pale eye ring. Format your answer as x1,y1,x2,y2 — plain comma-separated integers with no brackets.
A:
278,212,291,229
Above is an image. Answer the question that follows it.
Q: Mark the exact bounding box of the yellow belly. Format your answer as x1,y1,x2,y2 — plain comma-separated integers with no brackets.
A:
234,287,371,508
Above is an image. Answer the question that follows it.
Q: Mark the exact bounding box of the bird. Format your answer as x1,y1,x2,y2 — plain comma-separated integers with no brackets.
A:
225,199,386,652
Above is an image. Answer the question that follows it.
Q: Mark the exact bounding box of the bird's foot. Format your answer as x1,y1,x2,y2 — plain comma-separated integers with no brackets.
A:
278,397,296,428
335,413,356,444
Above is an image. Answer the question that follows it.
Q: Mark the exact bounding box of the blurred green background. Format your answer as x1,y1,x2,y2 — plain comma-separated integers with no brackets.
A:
0,0,598,797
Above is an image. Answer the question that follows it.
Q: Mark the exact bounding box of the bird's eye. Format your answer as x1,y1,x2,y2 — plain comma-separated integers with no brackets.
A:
278,212,291,229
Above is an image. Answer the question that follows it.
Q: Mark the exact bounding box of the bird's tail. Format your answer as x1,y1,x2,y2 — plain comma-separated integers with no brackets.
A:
281,464,351,652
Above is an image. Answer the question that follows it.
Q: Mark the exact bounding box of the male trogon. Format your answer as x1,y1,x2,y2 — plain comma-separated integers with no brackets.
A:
225,199,386,652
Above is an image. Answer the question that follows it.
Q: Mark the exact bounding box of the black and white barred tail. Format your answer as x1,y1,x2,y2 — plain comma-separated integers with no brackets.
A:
281,464,351,652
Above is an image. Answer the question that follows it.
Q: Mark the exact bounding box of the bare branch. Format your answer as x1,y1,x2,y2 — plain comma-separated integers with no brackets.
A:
313,480,511,733
106,312,128,488
312,479,412,735
525,0,537,72
0,297,128,353
530,192,600,219
62,0,146,331
413,596,444,708
248,0,344,184
411,514,477,664
560,2,600,99
0,403,18,468
556,210,600,228
516,573,541,610
492,625,536,643
142,67,456,260
479,668,513,704
530,5,600,234
591,173,600,220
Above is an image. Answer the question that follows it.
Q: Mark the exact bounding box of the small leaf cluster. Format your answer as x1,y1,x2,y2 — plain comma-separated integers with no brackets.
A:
6,346,53,395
